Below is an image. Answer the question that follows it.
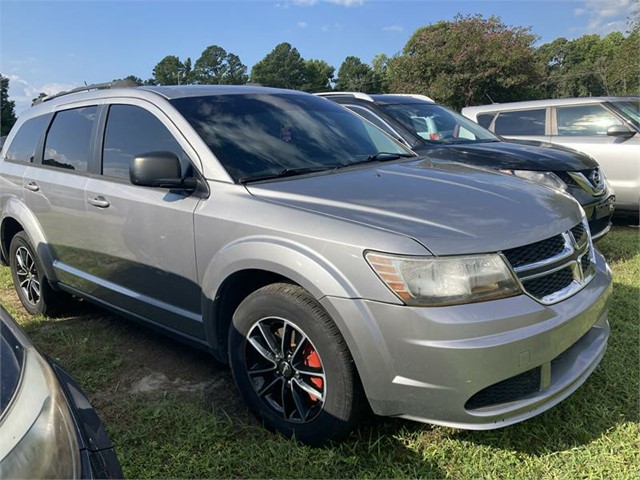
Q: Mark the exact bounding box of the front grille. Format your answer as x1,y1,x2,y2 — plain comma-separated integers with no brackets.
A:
522,267,574,298
555,171,578,187
571,223,586,245
502,220,595,304
503,235,565,268
465,368,541,410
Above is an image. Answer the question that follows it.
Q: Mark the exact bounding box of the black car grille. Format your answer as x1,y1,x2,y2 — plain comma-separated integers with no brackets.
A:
503,235,566,269
502,221,595,303
522,267,575,299
465,368,541,410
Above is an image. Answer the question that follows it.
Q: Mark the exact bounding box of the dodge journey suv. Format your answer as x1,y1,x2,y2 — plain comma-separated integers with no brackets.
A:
0,84,612,445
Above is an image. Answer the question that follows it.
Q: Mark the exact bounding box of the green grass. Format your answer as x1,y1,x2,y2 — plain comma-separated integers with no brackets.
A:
1,226,638,479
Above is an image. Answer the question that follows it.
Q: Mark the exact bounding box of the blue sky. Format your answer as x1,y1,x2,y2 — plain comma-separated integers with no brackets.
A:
1,0,634,114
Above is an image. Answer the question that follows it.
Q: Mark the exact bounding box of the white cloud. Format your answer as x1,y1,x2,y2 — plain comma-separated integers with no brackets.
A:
382,24,403,32
6,74,76,115
575,0,633,34
326,0,365,5
297,20,309,28
292,0,318,5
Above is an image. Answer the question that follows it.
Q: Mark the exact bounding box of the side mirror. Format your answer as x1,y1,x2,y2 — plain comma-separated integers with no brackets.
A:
607,124,635,138
130,152,197,190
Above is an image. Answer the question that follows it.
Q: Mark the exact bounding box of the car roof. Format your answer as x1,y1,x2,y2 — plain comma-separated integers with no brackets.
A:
462,96,640,116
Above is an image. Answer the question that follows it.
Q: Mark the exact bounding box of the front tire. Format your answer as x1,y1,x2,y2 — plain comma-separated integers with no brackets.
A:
9,231,64,316
229,283,364,445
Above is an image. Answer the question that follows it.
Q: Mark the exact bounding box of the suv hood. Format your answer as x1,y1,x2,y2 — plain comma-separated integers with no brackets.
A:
247,159,582,255
414,139,598,172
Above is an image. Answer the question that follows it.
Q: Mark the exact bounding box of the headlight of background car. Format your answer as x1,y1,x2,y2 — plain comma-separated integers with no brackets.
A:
501,170,568,191
0,348,80,479
365,252,521,306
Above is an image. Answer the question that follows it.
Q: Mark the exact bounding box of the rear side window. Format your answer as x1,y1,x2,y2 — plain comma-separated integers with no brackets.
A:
556,104,623,136
43,107,97,172
476,113,496,129
4,115,49,163
494,109,546,135
102,105,189,180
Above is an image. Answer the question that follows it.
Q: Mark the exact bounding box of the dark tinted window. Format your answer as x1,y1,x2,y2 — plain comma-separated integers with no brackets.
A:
345,105,397,136
556,104,623,136
477,113,496,129
102,105,189,180
43,107,97,172
494,109,546,135
172,94,409,182
4,115,49,163
0,320,25,415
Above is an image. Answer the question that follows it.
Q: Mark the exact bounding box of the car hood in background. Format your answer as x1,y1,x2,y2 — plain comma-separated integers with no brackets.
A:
247,159,582,256
414,139,599,172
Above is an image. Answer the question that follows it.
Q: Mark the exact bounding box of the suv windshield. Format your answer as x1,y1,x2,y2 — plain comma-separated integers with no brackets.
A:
172,93,413,182
379,102,499,144
608,99,640,131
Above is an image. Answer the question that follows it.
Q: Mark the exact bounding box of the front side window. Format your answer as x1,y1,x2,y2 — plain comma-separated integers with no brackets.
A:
379,102,498,144
345,105,398,137
172,93,411,182
494,109,546,136
608,100,640,131
102,105,189,180
4,115,50,163
557,104,624,136
43,107,97,172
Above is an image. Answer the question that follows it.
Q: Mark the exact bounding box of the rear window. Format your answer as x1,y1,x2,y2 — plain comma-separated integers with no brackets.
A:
4,115,50,163
494,109,546,136
43,106,97,172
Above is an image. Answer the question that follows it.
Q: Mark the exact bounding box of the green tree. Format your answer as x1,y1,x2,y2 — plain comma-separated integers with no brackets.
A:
153,55,193,85
250,43,306,89
112,75,145,86
335,56,376,92
193,45,248,85
1,74,17,136
371,53,391,93
300,59,334,92
389,14,544,110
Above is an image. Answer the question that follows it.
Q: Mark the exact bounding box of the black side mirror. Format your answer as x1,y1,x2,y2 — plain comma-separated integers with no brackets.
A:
130,151,197,190
606,125,635,138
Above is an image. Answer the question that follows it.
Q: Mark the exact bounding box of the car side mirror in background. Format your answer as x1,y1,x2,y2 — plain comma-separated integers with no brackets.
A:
130,151,197,191
606,125,635,138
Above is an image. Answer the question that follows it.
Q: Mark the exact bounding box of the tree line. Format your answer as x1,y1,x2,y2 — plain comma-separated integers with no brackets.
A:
1,11,638,135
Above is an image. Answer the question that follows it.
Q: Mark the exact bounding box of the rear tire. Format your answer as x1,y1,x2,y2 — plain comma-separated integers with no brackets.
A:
229,283,365,446
9,231,65,316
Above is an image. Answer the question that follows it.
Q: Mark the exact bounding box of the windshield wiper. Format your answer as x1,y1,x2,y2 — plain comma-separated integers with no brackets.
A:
335,152,416,170
239,166,333,184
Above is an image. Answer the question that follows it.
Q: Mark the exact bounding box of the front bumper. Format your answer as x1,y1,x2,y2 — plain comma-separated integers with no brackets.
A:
321,250,612,429
581,194,615,241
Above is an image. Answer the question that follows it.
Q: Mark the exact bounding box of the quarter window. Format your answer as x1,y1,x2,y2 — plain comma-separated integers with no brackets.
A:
43,107,97,172
556,104,623,136
4,115,50,163
102,105,189,180
476,113,496,129
494,109,546,136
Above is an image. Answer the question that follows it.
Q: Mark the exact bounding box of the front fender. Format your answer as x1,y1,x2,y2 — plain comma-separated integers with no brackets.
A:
1,197,58,282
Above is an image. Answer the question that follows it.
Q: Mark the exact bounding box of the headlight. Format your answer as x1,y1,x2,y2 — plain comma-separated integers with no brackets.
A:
501,170,567,191
0,348,80,478
365,252,521,306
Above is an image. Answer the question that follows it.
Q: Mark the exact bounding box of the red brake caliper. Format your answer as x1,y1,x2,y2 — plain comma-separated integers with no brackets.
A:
302,344,323,402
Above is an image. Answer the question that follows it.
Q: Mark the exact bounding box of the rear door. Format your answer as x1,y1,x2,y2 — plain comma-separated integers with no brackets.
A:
82,100,205,339
550,103,640,210
23,105,99,289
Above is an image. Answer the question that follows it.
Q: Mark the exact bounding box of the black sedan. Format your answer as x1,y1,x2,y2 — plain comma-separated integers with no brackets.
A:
0,306,123,478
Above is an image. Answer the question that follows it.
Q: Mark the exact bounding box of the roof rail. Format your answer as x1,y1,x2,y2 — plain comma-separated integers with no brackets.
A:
385,93,435,102
314,91,375,102
34,79,139,105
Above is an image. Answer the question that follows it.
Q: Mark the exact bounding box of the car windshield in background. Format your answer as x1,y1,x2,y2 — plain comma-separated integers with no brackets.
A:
608,100,640,131
380,103,499,144
172,94,412,182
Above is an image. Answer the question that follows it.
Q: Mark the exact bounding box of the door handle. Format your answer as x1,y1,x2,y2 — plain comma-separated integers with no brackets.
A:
87,196,110,208
25,181,40,192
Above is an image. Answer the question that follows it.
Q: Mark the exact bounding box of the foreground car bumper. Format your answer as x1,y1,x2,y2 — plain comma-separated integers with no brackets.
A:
321,250,612,429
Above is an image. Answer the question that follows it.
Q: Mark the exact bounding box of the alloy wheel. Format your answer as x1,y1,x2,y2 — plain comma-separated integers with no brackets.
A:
15,246,40,306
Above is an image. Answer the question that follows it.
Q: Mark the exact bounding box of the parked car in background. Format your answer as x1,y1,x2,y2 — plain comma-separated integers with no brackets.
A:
0,306,122,478
317,92,616,239
0,84,612,445
462,97,640,217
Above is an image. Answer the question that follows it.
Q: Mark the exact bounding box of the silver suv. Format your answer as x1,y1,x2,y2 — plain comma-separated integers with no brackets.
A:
0,84,612,445
462,97,640,215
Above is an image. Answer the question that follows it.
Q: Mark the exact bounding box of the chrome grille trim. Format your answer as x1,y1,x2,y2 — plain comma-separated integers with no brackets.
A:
503,219,596,305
